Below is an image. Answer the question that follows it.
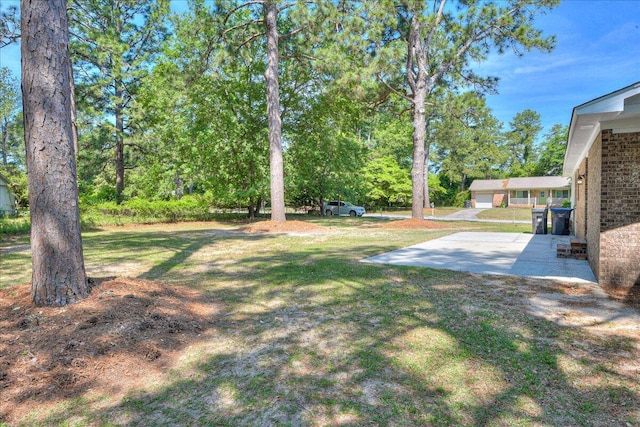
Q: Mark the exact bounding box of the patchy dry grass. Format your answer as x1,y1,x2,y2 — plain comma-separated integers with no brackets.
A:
368,207,462,218
1,218,639,426
476,207,537,222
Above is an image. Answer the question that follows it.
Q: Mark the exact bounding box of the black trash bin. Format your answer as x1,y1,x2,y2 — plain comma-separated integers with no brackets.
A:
550,208,573,235
464,200,471,208
532,208,548,234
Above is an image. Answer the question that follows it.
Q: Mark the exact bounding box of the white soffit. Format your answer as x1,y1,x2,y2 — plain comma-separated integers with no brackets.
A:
564,82,640,176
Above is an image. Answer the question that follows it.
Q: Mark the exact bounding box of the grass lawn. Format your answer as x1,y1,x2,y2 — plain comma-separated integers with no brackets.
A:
368,207,462,218
476,208,538,222
1,218,638,426
368,207,536,222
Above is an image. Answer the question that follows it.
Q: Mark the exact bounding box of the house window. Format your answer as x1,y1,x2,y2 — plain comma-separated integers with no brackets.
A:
514,190,529,199
539,191,546,197
553,190,569,199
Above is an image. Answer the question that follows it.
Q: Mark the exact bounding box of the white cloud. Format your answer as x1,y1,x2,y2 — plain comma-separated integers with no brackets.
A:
513,57,580,75
592,21,640,47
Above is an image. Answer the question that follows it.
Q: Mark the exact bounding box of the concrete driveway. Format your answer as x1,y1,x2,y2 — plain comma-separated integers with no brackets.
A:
363,232,597,283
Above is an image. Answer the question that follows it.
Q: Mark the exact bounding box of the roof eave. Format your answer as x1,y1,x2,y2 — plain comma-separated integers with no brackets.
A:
563,82,640,176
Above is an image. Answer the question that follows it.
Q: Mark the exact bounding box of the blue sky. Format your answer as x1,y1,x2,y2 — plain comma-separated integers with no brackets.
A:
2,0,639,138
476,0,640,135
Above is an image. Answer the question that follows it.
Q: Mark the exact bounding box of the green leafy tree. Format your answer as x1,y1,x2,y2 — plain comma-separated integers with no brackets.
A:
364,110,419,208
0,67,21,167
0,68,27,205
433,92,505,191
137,3,273,217
0,3,19,48
534,124,567,176
220,0,293,221
427,173,447,206
127,59,195,202
362,155,412,207
219,0,340,221
286,91,368,211
69,0,170,203
191,60,271,218
126,2,217,203
505,109,543,176
345,0,558,219
368,111,414,170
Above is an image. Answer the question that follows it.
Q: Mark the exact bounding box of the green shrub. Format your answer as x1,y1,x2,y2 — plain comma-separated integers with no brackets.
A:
81,194,216,224
0,215,30,235
81,184,118,204
453,190,471,207
2,195,221,235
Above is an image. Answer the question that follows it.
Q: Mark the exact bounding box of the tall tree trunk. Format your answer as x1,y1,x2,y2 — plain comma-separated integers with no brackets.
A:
1,118,8,165
264,1,286,222
255,197,262,216
422,107,437,209
114,80,125,204
408,13,426,221
423,146,430,209
174,174,183,200
21,0,88,306
69,63,78,156
411,85,426,220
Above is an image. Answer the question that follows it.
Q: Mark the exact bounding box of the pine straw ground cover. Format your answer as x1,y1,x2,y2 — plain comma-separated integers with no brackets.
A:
1,219,639,426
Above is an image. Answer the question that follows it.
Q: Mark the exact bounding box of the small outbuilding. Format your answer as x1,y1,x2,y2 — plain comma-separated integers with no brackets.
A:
0,173,17,217
469,176,571,208
564,81,640,298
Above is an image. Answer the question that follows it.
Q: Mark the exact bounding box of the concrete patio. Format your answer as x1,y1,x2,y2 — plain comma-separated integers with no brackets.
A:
363,232,597,283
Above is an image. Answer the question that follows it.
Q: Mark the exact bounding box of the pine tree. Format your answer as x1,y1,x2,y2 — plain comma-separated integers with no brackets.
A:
22,0,88,306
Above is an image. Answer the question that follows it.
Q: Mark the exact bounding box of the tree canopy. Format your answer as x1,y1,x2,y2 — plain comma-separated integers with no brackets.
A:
11,0,569,219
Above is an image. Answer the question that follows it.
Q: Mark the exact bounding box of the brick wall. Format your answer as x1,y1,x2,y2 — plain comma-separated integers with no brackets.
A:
586,135,601,280
598,129,640,290
574,158,588,239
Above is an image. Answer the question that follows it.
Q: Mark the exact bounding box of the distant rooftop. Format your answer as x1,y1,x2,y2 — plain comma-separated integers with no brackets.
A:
468,179,508,191
469,176,570,191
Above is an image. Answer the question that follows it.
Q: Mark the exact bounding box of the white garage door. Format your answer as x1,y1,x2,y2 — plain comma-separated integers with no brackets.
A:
475,193,493,208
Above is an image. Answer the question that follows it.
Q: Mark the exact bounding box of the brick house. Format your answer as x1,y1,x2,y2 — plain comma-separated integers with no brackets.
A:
564,82,640,297
469,176,570,208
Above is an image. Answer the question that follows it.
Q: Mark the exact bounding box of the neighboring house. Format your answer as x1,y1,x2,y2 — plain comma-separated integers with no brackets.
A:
468,178,508,208
0,173,17,217
469,176,571,208
564,81,640,294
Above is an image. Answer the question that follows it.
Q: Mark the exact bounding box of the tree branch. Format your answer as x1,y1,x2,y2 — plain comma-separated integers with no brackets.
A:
279,26,304,39
376,74,413,104
222,18,264,38
224,1,265,26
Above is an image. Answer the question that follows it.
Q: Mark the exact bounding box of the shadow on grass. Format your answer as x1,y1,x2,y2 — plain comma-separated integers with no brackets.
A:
0,249,33,290
13,229,640,426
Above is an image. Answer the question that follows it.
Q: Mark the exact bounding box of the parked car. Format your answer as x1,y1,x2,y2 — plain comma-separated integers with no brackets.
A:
324,200,366,217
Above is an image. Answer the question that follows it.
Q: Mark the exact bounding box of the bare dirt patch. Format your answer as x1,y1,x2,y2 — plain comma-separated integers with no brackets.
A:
0,277,219,425
240,220,326,234
602,285,640,308
379,218,450,229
